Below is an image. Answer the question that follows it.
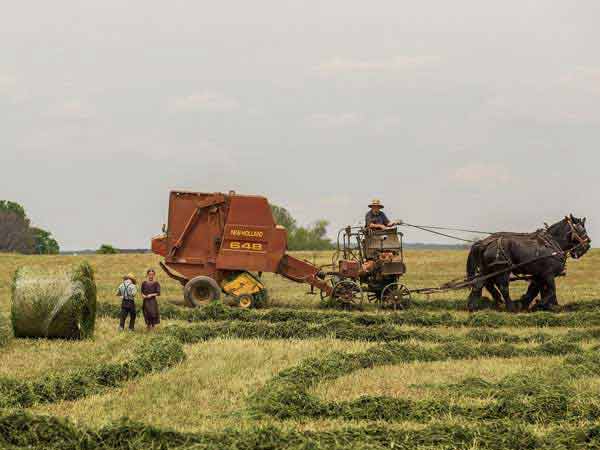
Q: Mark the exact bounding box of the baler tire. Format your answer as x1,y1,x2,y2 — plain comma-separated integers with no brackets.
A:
184,276,221,308
238,294,253,309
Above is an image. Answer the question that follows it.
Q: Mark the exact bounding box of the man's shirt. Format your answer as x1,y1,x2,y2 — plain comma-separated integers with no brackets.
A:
365,210,390,227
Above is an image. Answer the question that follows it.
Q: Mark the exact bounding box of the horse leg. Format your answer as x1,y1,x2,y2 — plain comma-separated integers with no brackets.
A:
539,276,558,311
496,274,516,313
484,281,504,310
467,286,483,312
520,278,541,311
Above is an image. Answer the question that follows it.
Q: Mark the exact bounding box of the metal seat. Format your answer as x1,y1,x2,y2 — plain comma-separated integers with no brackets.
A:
362,228,402,259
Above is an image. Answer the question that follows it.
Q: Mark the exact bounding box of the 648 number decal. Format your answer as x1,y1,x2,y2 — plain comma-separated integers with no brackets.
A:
228,241,264,251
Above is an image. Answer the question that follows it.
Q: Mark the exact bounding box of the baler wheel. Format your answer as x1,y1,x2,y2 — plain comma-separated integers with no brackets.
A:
238,295,253,309
184,276,221,308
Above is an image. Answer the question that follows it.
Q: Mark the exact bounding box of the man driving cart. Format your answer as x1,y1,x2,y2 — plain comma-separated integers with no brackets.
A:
365,199,400,230
362,199,402,274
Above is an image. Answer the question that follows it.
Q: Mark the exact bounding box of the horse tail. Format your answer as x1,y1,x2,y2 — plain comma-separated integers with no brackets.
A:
466,243,482,279
466,242,485,311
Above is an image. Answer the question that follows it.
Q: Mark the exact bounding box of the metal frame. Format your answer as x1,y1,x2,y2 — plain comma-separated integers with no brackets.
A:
327,225,408,307
336,226,405,269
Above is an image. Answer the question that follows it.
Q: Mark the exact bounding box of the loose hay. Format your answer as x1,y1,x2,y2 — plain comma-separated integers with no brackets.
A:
0,411,546,450
11,262,97,339
0,314,10,348
248,340,587,423
97,300,600,329
0,335,185,409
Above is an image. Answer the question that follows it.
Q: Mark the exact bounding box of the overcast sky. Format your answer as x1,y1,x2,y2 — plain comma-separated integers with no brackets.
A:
1,1,598,250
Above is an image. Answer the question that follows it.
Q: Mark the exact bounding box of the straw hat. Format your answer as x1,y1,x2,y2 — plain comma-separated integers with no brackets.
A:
124,273,137,284
368,199,384,208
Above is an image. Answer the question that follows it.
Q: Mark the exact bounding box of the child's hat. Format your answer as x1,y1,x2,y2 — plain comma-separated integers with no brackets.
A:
124,273,137,284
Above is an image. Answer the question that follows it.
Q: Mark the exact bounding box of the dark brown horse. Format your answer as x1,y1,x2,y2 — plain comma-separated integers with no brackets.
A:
466,215,591,312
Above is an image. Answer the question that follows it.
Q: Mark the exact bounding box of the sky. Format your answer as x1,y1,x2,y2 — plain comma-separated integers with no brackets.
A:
1,1,599,250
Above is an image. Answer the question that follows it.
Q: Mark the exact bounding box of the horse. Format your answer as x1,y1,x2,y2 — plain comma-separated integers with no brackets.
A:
466,215,591,312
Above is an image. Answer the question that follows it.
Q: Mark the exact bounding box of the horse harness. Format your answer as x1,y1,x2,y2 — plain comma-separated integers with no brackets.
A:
491,236,513,267
537,231,567,265
485,217,589,270
485,229,565,268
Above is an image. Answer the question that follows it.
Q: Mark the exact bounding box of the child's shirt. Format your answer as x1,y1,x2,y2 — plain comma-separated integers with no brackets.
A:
117,279,137,301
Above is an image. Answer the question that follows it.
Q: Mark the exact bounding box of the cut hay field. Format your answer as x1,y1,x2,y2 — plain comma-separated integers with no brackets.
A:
0,249,600,449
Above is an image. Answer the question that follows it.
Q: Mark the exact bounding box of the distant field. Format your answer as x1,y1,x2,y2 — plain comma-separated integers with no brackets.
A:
0,250,600,449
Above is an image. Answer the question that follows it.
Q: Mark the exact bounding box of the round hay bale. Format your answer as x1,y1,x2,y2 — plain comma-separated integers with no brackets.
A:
11,262,97,339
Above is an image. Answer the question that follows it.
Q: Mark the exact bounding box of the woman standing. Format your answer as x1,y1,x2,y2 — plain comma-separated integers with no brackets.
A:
141,268,161,330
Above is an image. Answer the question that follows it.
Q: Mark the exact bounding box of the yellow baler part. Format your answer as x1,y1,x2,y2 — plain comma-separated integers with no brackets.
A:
222,272,264,297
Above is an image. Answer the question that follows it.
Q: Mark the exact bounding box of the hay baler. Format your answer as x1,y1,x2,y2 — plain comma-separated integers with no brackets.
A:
152,191,332,307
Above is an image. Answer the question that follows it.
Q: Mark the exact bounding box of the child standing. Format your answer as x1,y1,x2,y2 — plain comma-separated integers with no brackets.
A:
142,269,160,331
141,268,161,331
117,273,137,331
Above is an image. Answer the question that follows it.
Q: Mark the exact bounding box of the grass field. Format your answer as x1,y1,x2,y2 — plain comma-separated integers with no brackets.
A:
1,249,600,449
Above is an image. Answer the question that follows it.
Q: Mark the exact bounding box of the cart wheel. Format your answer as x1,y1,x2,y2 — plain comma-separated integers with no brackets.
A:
238,294,253,309
184,276,221,308
380,283,411,310
332,280,364,307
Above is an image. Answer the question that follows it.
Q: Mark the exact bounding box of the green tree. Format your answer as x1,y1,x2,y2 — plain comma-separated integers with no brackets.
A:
0,201,60,254
97,244,118,254
270,205,297,233
0,210,34,253
0,201,26,219
31,227,60,254
270,204,333,251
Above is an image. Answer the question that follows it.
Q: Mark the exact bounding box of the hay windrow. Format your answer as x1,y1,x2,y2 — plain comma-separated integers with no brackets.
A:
97,300,600,329
11,262,96,339
248,340,589,423
0,335,184,409
160,320,562,345
9,410,600,450
0,319,596,448
0,411,547,450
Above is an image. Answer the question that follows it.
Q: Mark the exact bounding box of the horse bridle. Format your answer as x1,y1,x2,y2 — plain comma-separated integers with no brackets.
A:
565,216,590,257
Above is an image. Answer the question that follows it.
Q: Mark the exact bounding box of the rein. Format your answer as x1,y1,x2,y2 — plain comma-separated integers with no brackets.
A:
400,223,477,243
399,218,590,258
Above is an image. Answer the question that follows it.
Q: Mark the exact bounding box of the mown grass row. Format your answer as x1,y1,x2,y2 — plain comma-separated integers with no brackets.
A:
99,300,600,328
432,351,600,398
0,321,597,449
3,316,600,413
3,319,598,411
248,339,594,424
161,319,600,346
411,297,600,312
6,410,600,450
0,335,184,408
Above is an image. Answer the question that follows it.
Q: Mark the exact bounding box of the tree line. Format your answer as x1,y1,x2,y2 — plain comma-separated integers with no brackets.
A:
270,205,334,251
0,201,332,254
0,201,59,254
